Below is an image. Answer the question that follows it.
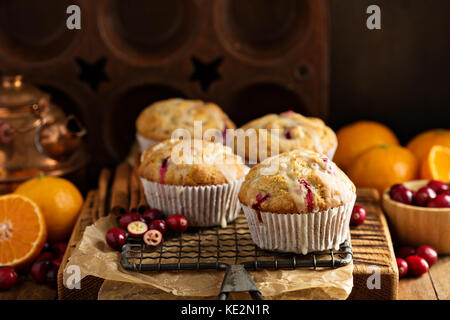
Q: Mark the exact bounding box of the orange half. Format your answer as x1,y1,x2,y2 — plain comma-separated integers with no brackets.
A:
0,194,47,268
421,145,450,181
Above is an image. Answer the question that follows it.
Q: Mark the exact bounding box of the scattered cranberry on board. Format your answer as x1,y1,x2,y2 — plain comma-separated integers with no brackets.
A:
416,245,438,266
148,219,167,235
396,258,408,278
119,212,144,229
0,267,18,290
127,221,148,238
350,205,367,226
405,256,429,277
166,214,189,233
106,227,126,251
143,229,163,246
142,208,163,223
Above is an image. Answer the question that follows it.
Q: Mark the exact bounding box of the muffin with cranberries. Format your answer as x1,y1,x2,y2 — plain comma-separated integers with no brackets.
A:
139,139,247,227
236,111,337,165
238,149,356,254
136,98,235,152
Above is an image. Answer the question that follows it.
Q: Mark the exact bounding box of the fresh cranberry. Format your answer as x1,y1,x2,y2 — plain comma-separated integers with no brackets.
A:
30,259,52,283
427,180,450,194
0,267,18,290
252,193,270,223
441,190,450,197
396,246,416,259
166,214,188,233
36,251,54,262
148,219,167,235
127,221,148,238
427,194,450,208
52,242,68,258
414,186,437,207
350,205,367,226
390,184,414,205
143,229,163,246
45,265,59,286
159,156,170,184
119,212,144,229
106,227,126,251
42,242,51,252
416,245,438,266
406,256,429,277
396,258,408,278
142,208,163,223
284,127,294,139
52,257,63,268
300,179,315,212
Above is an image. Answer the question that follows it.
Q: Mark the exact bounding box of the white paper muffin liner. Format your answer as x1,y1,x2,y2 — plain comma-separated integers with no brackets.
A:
241,195,356,254
136,133,159,153
140,177,244,227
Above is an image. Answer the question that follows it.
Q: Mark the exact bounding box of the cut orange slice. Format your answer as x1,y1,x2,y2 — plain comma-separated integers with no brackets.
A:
0,194,47,268
421,145,450,181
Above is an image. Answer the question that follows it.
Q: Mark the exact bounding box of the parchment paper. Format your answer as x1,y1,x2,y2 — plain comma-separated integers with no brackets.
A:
63,215,353,300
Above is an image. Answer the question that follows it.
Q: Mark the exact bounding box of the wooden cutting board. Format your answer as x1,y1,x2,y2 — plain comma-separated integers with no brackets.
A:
57,185,398,300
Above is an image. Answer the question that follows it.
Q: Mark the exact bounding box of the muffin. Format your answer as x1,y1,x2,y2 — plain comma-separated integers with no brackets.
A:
236,111,337,165
136,98,236,152
238,150,356,254
139,139,248,227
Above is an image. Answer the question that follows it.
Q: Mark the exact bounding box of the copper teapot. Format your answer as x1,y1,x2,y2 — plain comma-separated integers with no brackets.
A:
0,75,87,184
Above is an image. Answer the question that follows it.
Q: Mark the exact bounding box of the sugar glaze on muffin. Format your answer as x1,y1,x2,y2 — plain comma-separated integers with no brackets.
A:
136,98,236,142
139,139,247,186
239,150,355,214
239,111,337,162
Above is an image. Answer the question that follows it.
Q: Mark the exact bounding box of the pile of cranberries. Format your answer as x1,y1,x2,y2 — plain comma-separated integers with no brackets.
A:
0,241,67,291
390,180,450,208
105,208,188,251
395,245,438,278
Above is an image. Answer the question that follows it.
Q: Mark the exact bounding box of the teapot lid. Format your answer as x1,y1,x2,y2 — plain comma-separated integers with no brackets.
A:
0,75,49,109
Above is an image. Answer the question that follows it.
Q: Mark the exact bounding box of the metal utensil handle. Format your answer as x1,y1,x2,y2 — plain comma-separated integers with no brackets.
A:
218,264,264,300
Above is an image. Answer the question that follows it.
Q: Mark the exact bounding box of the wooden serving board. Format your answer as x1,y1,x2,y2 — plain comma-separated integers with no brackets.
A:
57,187,398,300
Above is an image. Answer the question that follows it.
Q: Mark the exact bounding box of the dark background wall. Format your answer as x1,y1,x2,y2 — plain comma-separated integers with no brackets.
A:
329,0,450,143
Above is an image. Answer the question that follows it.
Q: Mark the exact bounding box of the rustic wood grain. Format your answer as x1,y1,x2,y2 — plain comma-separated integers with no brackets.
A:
429,256,450,300
398,273,437,300
0,278,56,300
349,189,398,300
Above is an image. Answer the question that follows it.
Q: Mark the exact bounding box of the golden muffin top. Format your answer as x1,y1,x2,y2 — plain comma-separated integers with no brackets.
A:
136,98,236,141
238,150,355,214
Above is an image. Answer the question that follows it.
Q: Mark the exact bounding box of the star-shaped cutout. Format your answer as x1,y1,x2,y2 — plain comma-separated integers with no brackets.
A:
75,57,109,92
189,56,223,92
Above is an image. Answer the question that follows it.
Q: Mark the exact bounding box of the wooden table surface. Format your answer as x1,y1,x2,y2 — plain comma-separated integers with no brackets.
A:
1,188,448,300
2,261,449,300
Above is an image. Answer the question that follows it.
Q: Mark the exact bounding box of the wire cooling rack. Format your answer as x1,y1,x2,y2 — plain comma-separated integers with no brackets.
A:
120,214,352,272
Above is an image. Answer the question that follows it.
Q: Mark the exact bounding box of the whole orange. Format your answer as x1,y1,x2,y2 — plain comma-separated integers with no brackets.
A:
15,176,83,242
407,129,450,163
348,145,418,194
334,121,399,171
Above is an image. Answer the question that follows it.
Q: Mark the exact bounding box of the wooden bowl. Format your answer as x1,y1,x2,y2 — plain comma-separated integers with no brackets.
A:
382,180,450,254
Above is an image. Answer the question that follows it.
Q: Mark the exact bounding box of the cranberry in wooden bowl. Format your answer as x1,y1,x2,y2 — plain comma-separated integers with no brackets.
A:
382,180,450,254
